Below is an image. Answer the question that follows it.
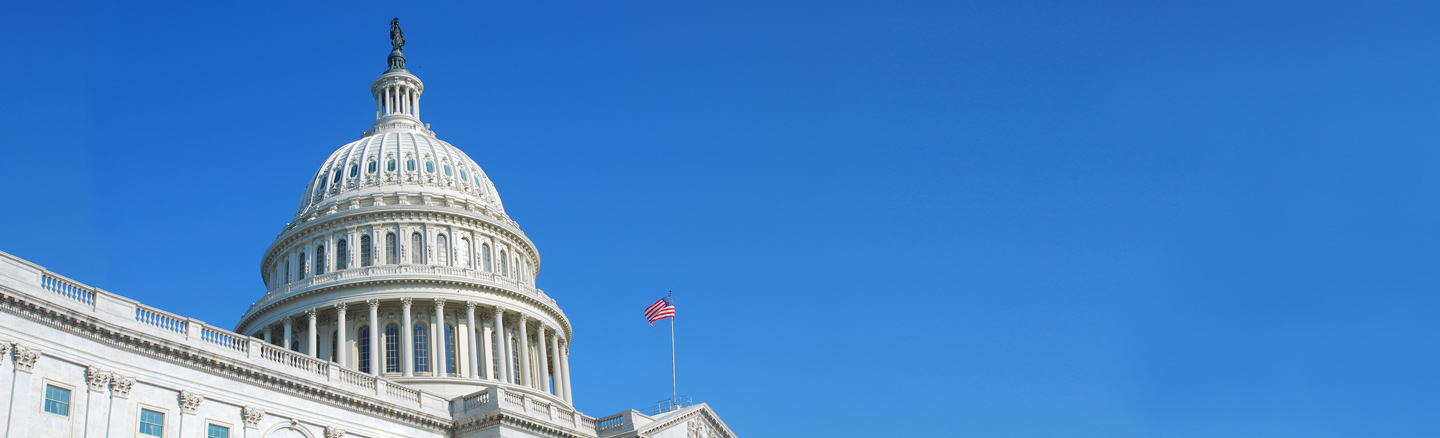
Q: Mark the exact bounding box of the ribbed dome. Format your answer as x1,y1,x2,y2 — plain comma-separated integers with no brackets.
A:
293,131,505,223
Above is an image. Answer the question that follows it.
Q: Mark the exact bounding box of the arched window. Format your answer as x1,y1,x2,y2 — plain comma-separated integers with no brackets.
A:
290,339,300,352
315,245,327,275
385,233,398,264
437,234,449,266
411,233,426,264
360,235,372,267
282,257,290,284
413,323,430,373
460,238,472,268
298,252,309,279
336,239,348,270
330,330,338,363
384,324,400,373
358,326,371,373
482,244,492,272
510,338,521,384
500,250,508,276
445,324,457,374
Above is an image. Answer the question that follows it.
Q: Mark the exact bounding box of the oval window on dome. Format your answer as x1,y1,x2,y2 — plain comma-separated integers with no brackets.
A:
459,169,468,181
332,169,342,183
387,159,397,172
368,161,377,173
349,164,359,178
443,165,452,176
474,175,483,186
426,161,435,173
406,159,416,172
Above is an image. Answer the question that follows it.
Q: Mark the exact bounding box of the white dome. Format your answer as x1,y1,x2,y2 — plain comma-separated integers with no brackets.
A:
292,131,505,225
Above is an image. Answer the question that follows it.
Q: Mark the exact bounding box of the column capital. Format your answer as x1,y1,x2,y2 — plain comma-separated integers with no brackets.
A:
242,406,265,429
434,297,447,307
86,366,110,392
516,312,528,323
306,308,318,319
334,303,348,314
401,297,413,308
178,390,204,415
109,373,135,398
464,300,477,310
367,299,380,310
11,342,38,372
494,305,507,314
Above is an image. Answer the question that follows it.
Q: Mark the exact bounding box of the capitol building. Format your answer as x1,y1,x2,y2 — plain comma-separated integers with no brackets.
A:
0,24,736,438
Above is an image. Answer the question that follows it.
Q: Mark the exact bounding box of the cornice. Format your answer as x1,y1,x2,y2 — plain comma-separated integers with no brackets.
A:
455,410,596,438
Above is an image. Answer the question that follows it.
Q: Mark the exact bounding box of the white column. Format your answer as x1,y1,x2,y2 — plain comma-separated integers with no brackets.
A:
335,303,348,367
549,333,563,398
368,299,380,376
537,325,551,394
433,298,446,376
177,391,201,438
262,326,272,344
414,88,420,119
516,314,531,386
560,338,573,402
402,298,414,376
493,307,507,383
306,309,318,357
5,345,36,438
465,302,478,379
82,367,109,438
104,374,133,438
283,318,294,351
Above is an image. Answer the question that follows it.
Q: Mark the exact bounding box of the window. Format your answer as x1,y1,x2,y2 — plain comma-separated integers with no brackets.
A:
510,338,521,384
445,324,457,374
437,234,449,266
139,409,165,437
43,384,70,416
500,250,508,276
358,326,371,373
385,233,398,264
425,161,435,173
443,164,452,176
281,257,289,284
332,169,342,183
330,330,338,363
349,164,359,178
460,238,472,268
414,323,430,373
387,159,397,172
385,324,401,373
460,169,468,181
207,424,229,438
336,239,348,270
290,339,300,352
360,235,373,267
298,252,308,279
315,245,326,275
368,160,378,173
411,233,425,264
406,159,416,172
482,244,492,272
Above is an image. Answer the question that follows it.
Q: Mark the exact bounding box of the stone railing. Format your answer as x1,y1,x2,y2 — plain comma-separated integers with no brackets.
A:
0,251,451,420
255,264,554,310
452,386,597,437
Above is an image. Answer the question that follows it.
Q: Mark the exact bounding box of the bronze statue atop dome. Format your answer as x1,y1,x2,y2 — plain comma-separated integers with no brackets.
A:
389,18,405,52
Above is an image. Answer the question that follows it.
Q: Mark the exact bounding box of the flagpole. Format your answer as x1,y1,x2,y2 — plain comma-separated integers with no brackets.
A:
669,290,677,403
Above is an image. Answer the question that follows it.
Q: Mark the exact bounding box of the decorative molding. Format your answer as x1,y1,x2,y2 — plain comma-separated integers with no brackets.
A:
0,342,8,365
178,390,204,414
86,366,110,392
243,406,265,429
109,373,135,398
325,426,346,438
11,342,38,372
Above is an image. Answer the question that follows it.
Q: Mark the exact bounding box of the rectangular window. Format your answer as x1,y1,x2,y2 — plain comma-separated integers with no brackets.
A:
139,409,165,436
207,424,230,438
43,384,70,416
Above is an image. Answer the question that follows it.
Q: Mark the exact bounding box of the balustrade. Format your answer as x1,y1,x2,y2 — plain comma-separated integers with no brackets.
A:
386,382,421,404
41,273,94,306
462,389,491,412
136,305,187,334
597,414,624,431
338,367,377,390
201,326,248,353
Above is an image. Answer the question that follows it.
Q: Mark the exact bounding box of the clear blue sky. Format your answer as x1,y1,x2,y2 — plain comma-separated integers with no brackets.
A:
4,1,1439,437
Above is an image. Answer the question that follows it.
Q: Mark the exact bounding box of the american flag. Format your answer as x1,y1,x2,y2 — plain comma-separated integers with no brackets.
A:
645,296,675,325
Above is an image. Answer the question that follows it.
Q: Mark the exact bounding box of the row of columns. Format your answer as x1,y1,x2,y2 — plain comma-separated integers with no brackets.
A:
256,299,572,402
377,83,419,119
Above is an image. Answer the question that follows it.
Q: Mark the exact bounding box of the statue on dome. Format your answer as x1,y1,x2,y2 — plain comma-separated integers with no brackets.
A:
389,18,405,52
